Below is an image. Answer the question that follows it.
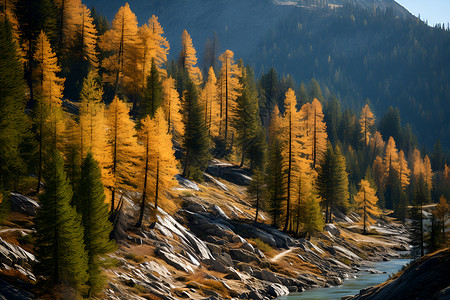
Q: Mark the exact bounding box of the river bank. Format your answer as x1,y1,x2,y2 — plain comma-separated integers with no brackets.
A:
280,258,411,300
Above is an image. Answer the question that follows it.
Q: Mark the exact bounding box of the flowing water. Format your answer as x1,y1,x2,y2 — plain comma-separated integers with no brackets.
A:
280,259,411,300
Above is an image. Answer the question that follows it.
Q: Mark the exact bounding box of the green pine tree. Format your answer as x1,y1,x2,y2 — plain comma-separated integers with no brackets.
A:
266,108,285,228
301,189,324,239
182,76,211,181
0,18,30,190
247,168,267,223
316,144,349,223
235,64,265,169
73,152,115,296
141,59,163,118
35,150,88,295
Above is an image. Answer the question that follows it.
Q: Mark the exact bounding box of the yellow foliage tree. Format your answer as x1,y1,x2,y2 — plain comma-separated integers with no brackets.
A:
300,98,327,168
411,148,424,177
423,155,433,189
281,88,303,232
292,160,313,235
136,109,178,227
0,0,21,52
134,15,169,99
54,0,83,51
78,71,109,181
100,3,138,98
354,179,380,234
372,155,386,194
33,31,66,192
162,76,184,139
179,29,202,86
217,50,242,143
200,67,219,135
384,136,399,174
359,104,375,146
105,97,141,211
370,131,385,160
148,15,169,78
433,196,449,244
73,4,97,67
398,150,410,189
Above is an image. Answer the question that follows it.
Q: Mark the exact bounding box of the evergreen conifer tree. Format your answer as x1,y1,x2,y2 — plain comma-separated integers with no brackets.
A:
141,59,163,118
266,106,286,228
235,64,263,169
35,150,88,295
0,18,29,190
247,168,267,223
181,78,211,181
301,189,324,239
73,152,115,296
317,144,349,223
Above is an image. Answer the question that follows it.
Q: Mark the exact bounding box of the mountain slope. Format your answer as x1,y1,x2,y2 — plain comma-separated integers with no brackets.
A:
85,0,448,152
84,0,411,58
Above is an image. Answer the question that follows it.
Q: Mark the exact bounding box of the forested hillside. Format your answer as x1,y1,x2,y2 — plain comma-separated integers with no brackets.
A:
253,4,450,153
85,0,450,154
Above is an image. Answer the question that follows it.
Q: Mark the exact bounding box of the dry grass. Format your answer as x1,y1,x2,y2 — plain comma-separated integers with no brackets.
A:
248,238,274,254
184,272,229,298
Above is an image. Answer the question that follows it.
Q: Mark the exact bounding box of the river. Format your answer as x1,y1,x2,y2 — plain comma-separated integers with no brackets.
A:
280,258,411,300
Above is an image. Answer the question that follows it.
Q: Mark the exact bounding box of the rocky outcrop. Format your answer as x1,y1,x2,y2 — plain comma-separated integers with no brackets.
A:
10,193,39,216
349,248,450,300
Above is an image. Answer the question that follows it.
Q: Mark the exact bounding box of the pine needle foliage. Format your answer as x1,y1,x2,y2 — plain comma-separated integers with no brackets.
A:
74,152,115,296
35,150,88,295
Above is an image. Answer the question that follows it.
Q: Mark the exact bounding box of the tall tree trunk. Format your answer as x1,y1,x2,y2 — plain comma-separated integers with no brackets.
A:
284,113,292,232
136,141,149,228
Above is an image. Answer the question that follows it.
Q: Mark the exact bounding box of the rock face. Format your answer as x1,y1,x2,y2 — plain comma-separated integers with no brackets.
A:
10,193,40,216
349,248,450,300
0,238,36,268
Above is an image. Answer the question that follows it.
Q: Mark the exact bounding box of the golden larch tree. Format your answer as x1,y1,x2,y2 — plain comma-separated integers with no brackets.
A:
398,150,410,189
0,0,21,53
148,15,169,78
100,3,138,98
433,196,449,245
301,99,327,168
217,50,242,144
359,104,375,146
354,179,380,234
200,67,219,135
179,29,202,85
162,76,184,139
74,4,98,67
105,97,141,211
136,108,178,227
54,0,83,51
372,155,386,192
384,136,399,174
33,31,66,192
370,131,385,160
411,148,424,177
292,159,313,235
281,88,303,232
78,71,110,182
423,155,433,189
